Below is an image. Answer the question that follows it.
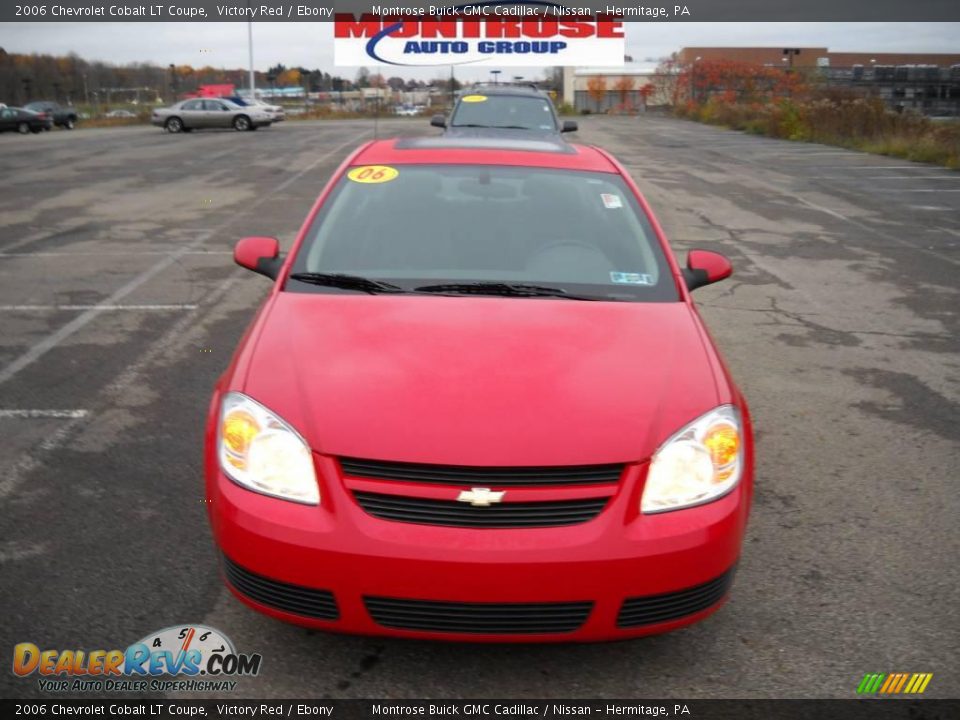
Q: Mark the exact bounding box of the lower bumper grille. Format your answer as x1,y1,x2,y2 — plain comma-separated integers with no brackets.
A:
222,555,339,620
364,597,593,634
353,491,608,528
617,567,736,628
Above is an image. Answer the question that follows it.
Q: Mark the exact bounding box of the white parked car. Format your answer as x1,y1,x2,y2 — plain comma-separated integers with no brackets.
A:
221,96,285,121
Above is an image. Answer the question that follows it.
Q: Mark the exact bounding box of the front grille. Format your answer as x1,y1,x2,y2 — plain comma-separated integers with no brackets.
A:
353,491,608,528
364,597,593,634
617,567,736,628
340,457,624,487
222,555,339,620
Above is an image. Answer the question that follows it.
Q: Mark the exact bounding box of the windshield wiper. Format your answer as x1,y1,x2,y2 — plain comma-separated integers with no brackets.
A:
412,282,603,301
288,272,407,295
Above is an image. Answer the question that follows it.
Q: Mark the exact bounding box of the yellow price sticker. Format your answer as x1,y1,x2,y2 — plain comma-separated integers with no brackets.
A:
347,165,399,184
461,95,488,103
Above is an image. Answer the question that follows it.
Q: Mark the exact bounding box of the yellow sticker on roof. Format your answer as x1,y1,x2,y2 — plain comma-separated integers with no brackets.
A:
347,165,399,184
461,95,488,103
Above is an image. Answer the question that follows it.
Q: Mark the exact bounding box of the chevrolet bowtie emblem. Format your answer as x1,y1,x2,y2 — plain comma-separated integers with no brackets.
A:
456,488,505,507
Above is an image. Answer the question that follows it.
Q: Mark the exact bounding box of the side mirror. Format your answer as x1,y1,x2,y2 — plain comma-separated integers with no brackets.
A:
430,113,446,129
683,249,732,291
234,236,282,279
561,120,578,133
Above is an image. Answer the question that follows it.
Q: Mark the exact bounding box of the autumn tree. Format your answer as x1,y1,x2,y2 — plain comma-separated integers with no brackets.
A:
613,76,634,112
586,76,607,112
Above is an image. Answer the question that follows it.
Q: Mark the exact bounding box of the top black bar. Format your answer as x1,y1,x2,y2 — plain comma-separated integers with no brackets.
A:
2,0,959,22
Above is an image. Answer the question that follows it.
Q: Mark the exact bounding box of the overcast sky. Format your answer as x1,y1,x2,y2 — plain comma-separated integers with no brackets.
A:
1,22,957,81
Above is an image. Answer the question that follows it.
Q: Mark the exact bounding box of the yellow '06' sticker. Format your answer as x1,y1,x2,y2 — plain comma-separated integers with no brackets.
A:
461,95,488,103
347,165,399,184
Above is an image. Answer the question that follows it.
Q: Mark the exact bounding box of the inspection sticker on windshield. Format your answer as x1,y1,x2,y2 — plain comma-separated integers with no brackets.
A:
461,95,488,103
347,165,399,184
611,272,653,285
601,193,623,209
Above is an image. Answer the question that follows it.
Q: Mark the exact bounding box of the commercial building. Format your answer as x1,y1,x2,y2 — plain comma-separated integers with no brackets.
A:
562,64,659,113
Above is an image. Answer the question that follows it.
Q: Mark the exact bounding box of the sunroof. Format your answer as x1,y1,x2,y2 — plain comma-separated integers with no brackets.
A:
393,137,576,154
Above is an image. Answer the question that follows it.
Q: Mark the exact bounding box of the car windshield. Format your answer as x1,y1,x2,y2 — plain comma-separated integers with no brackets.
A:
451,95,557,131
288,165,678,302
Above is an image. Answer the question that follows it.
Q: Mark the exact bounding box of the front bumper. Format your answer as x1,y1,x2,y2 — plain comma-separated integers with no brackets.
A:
206,450,751,642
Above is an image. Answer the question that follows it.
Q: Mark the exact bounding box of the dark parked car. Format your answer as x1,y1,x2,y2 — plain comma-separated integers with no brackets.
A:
431,84,576,138
24,101,78,129
0,107,53,134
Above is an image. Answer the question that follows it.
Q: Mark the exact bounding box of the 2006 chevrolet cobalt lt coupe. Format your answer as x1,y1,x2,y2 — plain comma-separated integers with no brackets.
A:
205,136,754,641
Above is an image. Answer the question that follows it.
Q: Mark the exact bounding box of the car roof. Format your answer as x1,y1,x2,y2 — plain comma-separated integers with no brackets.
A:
459,84,548,98
352,138,617,173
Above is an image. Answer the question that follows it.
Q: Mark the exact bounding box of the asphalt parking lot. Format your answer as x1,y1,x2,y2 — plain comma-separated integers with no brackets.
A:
0,116,957,700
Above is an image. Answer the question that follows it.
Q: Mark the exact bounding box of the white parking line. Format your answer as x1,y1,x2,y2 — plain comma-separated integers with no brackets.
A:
816,176,960,181
0,409,89,419
813,165,957,170
0,128,370,388
0,269,243,502
0,251,232,258
0,304,198,311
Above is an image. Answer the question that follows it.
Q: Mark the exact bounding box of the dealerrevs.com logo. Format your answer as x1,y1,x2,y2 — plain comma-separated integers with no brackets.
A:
12,625,261,693
333,4,625,67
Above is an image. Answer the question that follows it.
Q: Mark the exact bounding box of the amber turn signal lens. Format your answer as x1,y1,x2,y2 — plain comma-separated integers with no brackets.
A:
703,423,740,470
222,410,260,457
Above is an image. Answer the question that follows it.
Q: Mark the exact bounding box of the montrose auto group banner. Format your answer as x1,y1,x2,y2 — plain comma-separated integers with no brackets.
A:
332,5,626,68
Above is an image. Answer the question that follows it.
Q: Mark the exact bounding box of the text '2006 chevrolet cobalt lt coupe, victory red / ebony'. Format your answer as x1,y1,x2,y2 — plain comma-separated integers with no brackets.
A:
205,136,754,642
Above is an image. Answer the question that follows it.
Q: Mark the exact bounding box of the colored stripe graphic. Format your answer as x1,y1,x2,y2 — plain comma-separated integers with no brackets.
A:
857,673,885,694
857,672,932,694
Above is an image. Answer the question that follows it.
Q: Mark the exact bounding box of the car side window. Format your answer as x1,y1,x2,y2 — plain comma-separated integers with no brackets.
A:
183,100,204,111
204,100,227,111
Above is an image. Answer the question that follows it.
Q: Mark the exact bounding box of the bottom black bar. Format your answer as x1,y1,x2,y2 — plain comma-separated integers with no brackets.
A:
1,699,957,720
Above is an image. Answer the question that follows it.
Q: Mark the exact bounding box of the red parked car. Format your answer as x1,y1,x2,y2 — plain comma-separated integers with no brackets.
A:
206,136,754,642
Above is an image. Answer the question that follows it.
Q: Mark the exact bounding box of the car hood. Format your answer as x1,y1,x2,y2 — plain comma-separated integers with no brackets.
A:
241,294,721,466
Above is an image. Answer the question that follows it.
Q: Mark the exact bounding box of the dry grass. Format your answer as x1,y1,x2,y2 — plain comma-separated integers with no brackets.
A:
677,96,960,170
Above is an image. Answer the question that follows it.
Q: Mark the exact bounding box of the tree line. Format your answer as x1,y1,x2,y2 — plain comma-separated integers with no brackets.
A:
0,48,456,107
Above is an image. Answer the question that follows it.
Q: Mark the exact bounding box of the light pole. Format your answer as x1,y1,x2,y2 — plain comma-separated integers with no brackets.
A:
693,56,701,104
490,70,501,85
248,21,256,100
782,48,801,69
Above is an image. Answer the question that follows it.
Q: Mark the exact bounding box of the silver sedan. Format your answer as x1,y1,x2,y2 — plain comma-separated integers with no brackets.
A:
151,98,273,133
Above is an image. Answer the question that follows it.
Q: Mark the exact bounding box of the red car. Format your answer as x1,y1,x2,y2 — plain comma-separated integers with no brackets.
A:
206,136,754,642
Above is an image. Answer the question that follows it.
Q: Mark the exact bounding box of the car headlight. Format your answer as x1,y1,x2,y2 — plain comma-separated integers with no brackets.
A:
641,405,743,514
218,392,319,505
